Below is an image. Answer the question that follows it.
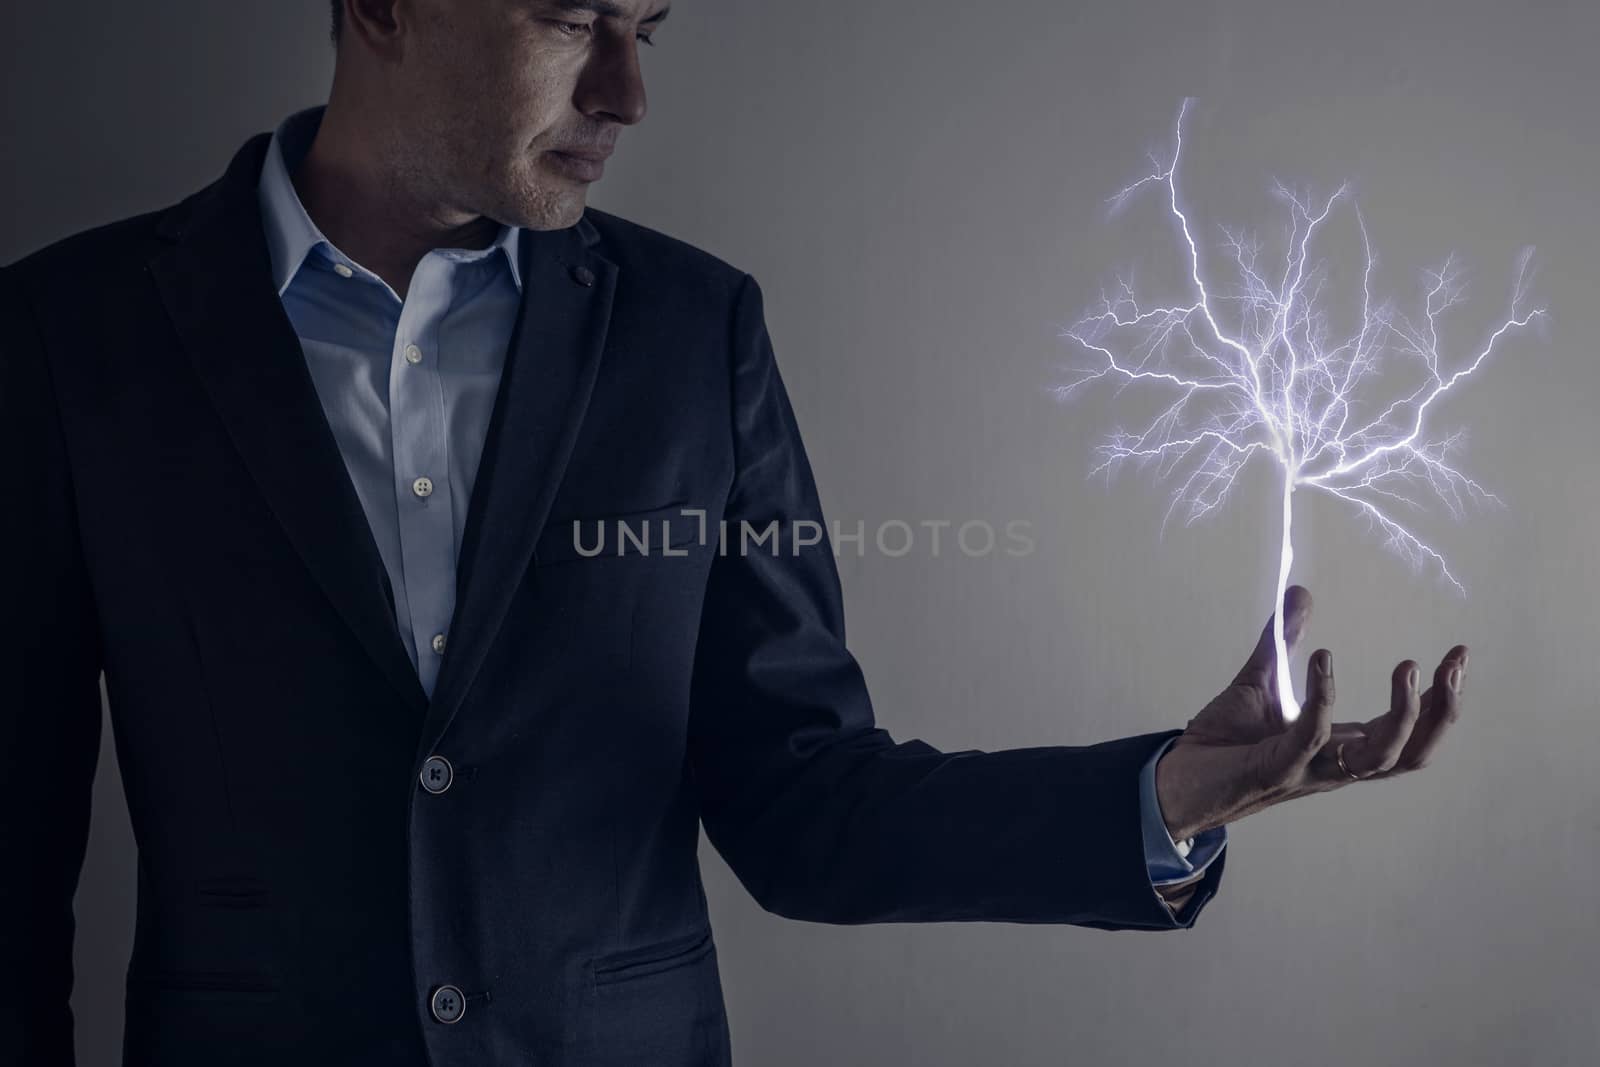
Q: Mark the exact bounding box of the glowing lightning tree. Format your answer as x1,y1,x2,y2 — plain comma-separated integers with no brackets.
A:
1053,100,1546,721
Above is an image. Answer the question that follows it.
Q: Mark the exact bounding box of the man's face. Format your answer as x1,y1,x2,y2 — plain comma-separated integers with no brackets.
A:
387,0,669,231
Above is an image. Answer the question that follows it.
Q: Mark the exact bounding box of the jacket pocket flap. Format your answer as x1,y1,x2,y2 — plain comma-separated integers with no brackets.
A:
589,927,714,985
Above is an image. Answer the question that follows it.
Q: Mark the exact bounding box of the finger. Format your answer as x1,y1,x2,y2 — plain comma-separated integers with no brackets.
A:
1343,660,1423,776
1286,648,1335,765
1375,646,1468,776
1351,646,1469,732
1235,584,1314,689
1265,589,1315,701
1329,722,1369,744
1304,721,1374,786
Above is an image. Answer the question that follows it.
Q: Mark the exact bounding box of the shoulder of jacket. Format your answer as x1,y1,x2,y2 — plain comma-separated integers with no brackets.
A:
3,201,176,304
579,206,751,299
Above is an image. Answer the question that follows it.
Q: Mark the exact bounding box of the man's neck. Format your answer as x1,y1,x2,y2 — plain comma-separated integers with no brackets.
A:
290,102,500,299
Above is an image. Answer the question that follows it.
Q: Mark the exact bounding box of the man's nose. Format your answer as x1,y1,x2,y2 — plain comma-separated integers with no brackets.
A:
574,37,648,126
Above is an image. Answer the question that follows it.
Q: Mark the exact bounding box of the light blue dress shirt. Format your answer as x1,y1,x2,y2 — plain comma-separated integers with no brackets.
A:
256,103,1223,899
1141,737,1227,885
258,105,522,700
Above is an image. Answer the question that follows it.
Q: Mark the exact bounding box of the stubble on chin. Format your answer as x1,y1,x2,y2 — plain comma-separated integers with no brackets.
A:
504,163,588,231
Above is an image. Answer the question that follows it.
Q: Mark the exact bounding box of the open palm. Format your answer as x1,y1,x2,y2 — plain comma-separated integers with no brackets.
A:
1156,584,1469,840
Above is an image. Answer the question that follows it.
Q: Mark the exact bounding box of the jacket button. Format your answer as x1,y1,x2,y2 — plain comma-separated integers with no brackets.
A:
570,263,595,287
419,755,454,794
430,984,466,1024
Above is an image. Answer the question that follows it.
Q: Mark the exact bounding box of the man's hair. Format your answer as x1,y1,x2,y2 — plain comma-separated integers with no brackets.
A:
328,1,343,47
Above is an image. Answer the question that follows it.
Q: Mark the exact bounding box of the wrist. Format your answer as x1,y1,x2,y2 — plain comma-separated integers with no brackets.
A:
1154,744,1199,843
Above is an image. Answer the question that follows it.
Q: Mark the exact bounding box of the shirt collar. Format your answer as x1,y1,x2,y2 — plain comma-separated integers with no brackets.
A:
256,103,523,298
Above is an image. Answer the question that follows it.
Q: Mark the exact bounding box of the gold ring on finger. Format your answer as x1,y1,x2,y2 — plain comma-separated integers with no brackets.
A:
1335,742,1362,781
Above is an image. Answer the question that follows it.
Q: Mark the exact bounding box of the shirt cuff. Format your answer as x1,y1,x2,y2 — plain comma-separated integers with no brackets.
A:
1139,735,1227,886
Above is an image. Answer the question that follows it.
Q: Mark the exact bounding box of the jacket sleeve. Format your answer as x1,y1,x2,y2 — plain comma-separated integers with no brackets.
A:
686,272,1223,931
1,265,106,1064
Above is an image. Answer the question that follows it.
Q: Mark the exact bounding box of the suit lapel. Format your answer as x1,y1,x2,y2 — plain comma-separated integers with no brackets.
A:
418,219,617,763
148,132,430,721
146,130,618,756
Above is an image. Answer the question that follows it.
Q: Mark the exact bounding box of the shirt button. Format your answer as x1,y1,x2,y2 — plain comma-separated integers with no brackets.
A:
419,754,454,794
412,476,433,498
332,262,353,278
430,984,466,1024
404,343,423,364
431,632,447,654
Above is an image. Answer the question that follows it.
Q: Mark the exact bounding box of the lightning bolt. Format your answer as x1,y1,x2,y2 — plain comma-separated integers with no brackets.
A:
1053,99,1547,721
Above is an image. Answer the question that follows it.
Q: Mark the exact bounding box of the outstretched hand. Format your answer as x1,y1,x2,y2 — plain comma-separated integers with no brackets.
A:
1153,584,1468,842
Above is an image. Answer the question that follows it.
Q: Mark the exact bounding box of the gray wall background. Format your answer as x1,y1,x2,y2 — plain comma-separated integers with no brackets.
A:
5,1,1597,1064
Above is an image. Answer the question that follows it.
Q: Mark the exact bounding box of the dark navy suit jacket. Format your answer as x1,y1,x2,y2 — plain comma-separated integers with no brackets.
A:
2,128,1223,1066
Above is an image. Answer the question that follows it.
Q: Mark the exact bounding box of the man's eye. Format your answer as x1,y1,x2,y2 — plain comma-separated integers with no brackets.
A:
552,20,654,47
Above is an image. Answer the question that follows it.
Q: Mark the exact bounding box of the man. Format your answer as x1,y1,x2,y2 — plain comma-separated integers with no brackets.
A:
1,1,1468,1064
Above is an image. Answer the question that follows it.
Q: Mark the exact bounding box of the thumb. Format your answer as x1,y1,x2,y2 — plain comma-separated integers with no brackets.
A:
1288,648,1335,760
1235,584,1314,688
